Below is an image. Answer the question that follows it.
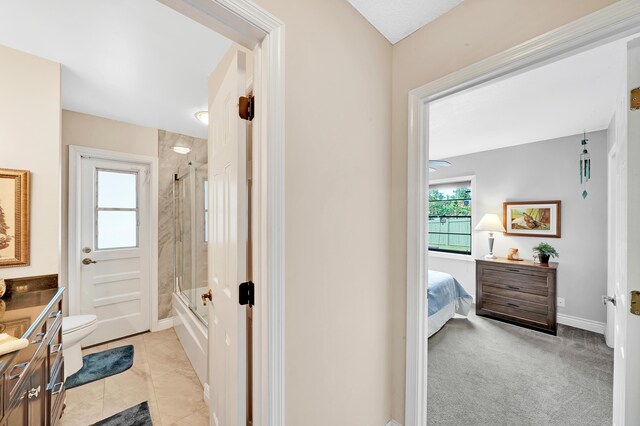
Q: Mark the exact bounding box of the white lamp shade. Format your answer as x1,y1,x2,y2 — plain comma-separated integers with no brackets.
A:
474,213,506,232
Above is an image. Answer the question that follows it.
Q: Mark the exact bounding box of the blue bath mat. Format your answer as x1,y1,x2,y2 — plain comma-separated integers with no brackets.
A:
91,401,152,426
66,345,134,389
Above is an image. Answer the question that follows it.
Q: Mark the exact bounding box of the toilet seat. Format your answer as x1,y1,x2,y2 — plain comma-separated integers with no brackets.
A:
62,315,97,335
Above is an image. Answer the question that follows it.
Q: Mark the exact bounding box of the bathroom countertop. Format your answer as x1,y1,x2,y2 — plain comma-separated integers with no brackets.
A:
0,274,64,375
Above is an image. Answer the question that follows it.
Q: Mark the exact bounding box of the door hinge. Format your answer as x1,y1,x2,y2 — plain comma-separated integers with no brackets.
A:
239,281,254,306
631,87,640,110
631,290,640,316
239,96,255,121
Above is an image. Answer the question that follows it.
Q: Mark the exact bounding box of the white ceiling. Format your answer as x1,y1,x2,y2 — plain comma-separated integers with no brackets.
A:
429,40,626,160
0,0,232,138
347,0,463,44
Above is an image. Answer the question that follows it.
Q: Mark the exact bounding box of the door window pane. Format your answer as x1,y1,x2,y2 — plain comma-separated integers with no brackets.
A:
97,211,137,249
98,170,137,208
95,169,139,250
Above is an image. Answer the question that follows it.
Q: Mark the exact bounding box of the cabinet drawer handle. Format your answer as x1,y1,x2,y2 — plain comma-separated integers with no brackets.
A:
506,268,521,273
49,310,62,319
31,332,45,344
507,303,520,308
507,286,520,290
8,362,29,380
28,385,40,399
51,343,63,354
50,382,64,395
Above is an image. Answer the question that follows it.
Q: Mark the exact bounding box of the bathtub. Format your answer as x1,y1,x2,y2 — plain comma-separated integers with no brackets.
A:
172,292,208,386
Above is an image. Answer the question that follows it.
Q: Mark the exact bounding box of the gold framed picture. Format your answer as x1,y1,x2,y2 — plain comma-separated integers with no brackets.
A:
0,169,30,267
503,200,561,238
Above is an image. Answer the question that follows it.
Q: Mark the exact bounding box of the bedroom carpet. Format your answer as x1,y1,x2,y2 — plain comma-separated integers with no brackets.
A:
428,308,613,426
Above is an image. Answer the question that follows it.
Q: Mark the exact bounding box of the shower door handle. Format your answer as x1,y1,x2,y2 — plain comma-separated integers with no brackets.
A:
202,289,213,306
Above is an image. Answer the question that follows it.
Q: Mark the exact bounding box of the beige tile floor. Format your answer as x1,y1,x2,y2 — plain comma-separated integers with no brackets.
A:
59,328,209,426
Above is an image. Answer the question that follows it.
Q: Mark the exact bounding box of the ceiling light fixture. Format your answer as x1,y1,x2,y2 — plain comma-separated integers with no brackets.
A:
172,146,191,155
428,160,451,173
195,110,209,125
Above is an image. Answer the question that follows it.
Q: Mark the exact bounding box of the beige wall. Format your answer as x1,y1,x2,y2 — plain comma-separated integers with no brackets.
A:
60,110,158,310
248,0,393,424
0,44,60,280
390,0,618,422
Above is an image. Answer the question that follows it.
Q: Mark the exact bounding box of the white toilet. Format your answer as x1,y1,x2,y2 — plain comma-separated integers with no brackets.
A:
62,315,98,378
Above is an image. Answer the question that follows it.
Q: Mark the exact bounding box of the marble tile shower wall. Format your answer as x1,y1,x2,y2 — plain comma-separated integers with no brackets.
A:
158,130,207,319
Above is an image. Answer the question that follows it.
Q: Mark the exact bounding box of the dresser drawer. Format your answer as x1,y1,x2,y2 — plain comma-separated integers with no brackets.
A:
482,283,548,305
480,301,550,328
481,292,548,315
480,265,549,288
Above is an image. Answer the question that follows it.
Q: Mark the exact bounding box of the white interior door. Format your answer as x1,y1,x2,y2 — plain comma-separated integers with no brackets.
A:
207,51,248,426
614,36,640,426
606,144,618,349
78,156,151,346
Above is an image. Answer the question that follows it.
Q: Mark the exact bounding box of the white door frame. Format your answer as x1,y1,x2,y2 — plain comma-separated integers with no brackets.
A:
68,145,160,329
155,1,285,425
405,1,640,424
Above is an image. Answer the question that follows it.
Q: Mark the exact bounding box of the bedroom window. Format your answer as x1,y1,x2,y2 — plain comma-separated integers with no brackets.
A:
428,181,472,255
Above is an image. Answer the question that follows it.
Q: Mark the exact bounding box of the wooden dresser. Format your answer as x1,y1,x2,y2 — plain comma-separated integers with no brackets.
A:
476,258,557,335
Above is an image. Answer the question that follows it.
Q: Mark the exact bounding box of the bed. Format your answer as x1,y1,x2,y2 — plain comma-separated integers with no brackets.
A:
428,270,473,337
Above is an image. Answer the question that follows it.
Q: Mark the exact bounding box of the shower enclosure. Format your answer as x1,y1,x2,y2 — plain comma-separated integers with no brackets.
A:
173,161,209,384
174,162,209,323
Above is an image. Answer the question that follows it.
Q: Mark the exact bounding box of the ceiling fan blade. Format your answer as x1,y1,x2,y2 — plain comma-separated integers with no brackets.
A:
429,167,437,173
428,160,451,167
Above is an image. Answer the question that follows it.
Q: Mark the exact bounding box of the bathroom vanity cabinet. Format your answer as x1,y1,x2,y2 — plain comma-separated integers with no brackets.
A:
0,277,65,426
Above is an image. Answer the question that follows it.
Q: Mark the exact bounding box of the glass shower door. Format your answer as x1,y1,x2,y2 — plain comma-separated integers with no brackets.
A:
174,162,209,324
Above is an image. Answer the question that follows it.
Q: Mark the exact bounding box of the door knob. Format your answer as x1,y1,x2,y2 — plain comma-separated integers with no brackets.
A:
602,295,616,306
82,258,97,265
201,289,213,306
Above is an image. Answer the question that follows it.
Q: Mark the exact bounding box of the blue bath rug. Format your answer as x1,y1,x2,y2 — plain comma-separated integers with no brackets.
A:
91,401,152,426
66,345,134,389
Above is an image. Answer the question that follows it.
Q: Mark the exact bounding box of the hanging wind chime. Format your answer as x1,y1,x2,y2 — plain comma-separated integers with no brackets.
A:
579,131,590,199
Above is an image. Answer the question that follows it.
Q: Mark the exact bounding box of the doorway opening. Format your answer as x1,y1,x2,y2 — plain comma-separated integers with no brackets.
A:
423,34,631,424
1,0,284,424
405,4,640,424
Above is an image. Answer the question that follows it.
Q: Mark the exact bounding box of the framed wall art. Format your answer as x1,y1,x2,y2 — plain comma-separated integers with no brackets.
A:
0,169,30,267
503,200,561,238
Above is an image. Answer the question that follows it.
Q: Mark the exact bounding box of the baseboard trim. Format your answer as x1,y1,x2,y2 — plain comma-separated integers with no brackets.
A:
386,420,402,426
557,313,605,335
154,316,175,332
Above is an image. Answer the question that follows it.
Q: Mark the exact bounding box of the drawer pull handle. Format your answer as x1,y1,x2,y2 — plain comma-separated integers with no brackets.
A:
50,382,64,395
31,332,46,344
51,343,63,354
8,362,29,380
506,268,521,273
507,303,520,308
507,286,520,290
28,385,40,399
49,310,62,319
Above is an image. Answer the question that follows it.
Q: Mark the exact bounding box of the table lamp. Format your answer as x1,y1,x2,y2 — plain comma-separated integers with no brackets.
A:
474,213,506,259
